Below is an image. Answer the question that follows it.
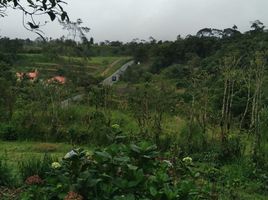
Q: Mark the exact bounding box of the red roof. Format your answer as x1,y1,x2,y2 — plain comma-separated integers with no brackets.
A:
27,71,38,79
16,69,38,81
48,76,66,84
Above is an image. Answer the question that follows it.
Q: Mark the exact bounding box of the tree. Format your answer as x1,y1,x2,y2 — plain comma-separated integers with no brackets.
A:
232,25,238,30
59,18,91,61
250,20,265,32
249,52,266,162
196,28,213,37
88,85,113,111
0,0,69,40
223,28,241,37
60,18,90,42
220,56,241,145
128,83,174,145
0,62,16,121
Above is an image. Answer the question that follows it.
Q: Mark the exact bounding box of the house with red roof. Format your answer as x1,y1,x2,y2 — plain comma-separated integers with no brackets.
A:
47,76,66,84
27,69,39,81
16,69,39,82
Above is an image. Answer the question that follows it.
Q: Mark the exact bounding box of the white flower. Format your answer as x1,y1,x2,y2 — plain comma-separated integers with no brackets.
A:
182,156,193,164
64,150,78,159
51,162,61,169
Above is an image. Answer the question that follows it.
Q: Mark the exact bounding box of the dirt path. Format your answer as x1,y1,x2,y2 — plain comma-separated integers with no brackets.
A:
100,58,122,77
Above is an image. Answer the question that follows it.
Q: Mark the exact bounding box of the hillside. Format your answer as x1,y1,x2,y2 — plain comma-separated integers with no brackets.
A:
0,24,268,199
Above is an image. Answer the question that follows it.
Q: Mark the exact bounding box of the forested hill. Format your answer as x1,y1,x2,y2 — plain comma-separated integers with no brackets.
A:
1,21,267,65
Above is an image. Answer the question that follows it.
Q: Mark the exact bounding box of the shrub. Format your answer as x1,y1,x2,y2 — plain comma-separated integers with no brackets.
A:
219,134,244,162
22,142,209,200
178,123,207,155
0,122,18,141
88,111,112,145
67,127,89,145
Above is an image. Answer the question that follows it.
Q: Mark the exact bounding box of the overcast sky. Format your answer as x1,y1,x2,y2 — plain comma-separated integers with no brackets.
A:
1,0,268,42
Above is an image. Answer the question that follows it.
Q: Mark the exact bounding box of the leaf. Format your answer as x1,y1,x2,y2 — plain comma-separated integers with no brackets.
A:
61,11,67,21
27,22,39,29
114,156,130,163
114,178,129,189
128,180,140,188
87,178,102,187
13,0,18,7
47,11,56,21
127,164,138,171
49,0,56,8
42,1,47,10
146,144,157,152
150,187,158,196
130,144,141,153
95,151,112,160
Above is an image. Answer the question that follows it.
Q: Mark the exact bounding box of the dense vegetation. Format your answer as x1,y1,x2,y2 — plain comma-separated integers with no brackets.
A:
0,21,268,199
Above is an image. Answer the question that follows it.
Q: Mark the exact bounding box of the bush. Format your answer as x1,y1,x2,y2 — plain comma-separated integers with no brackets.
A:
21,142,209,200
178,123,207,155
0,122,18,141
67,126,89,145
219,134,244,162
88,111,112,145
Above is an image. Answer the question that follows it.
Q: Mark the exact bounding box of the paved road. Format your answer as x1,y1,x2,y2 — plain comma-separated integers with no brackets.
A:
61,60,134,107
101,60,134,86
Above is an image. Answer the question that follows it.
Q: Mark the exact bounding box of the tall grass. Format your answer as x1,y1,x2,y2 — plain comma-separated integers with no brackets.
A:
0,156,14,186
18,154,56,181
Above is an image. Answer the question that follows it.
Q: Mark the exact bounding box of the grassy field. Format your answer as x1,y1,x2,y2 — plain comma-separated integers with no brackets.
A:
0,141,73,168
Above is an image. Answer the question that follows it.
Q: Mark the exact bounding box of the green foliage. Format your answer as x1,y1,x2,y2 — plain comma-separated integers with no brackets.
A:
0,122,18,141
128,83,175,144
0,23,268,200
18,154,56,181
0,156,14,186
178,122,207,154
219,134,245,162
21,142,208,199
88,111,112,145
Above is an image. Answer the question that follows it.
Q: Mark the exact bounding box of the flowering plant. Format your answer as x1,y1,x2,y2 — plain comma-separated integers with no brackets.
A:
51,162,61,169
182,156,193,165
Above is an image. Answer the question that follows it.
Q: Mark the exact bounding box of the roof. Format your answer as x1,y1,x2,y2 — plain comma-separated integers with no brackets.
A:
48,76,66,84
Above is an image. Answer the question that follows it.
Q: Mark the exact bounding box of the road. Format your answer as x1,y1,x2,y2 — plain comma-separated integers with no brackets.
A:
101,60,134,86
61,60,134,107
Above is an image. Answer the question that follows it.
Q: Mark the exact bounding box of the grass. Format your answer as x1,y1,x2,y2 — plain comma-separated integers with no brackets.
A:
0,141,73,169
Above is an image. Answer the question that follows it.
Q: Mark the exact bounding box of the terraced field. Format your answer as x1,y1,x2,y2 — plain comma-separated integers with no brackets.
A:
13,54,131,79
